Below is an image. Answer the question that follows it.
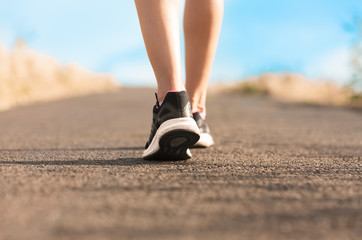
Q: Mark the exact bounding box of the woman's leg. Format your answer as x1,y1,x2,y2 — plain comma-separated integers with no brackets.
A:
184,0,224,115
135,0,200,160
134,0,183,102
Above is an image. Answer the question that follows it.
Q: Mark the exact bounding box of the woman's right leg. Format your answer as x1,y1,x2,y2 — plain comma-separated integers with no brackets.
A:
184,0,224,115
134,0,184,102
183,0,224,148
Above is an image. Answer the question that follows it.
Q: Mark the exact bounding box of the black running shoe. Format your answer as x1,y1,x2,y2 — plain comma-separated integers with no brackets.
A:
192,112,214,148
143,91,200,160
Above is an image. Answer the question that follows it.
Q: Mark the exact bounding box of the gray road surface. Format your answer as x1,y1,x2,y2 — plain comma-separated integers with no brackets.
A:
0,88,361,240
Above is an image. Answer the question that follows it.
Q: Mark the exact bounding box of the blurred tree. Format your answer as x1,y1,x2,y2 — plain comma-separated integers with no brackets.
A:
350,18,362,89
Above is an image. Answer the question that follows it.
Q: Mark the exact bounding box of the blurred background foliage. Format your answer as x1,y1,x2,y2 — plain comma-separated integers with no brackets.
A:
350,18,362,89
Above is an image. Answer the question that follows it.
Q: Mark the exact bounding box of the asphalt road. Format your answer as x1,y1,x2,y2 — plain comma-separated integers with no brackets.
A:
0,88,361,240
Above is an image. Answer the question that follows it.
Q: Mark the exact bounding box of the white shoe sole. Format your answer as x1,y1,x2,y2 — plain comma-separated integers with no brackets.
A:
143,118,200,160
193,133,214,148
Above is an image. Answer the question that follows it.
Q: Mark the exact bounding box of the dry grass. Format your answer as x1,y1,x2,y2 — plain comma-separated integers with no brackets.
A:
0,41,119,111
2,41,360,110
226,73,362,108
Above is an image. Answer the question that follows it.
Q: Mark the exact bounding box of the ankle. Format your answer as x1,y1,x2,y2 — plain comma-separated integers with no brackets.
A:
191,103,206,113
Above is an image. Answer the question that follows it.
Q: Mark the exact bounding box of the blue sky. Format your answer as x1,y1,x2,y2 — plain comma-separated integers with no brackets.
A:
0,0,361,86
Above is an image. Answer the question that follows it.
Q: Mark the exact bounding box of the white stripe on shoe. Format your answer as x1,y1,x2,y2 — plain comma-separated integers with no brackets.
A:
143,117,200,160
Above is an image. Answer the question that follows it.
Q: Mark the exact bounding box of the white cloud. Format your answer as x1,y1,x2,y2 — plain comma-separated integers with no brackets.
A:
304,47,353,84
109,60,155,86
210,62,244,82
0,26,14,48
